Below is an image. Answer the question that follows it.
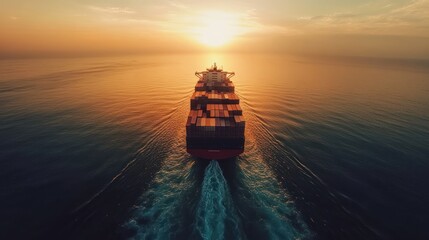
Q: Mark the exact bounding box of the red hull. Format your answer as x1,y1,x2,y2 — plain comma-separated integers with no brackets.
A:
187,149,243,160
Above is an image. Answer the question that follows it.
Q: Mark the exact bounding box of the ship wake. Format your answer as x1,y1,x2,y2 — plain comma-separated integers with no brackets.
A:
124,154,310,240
196,160,242,240
123,147,201,240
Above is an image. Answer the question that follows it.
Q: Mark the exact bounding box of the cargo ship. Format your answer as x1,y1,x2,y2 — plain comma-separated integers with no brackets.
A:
186,63,245,160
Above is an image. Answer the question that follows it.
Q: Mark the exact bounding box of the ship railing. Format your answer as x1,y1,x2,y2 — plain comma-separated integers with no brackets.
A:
195,71,205,79
195,71,235,80
225,72,235,79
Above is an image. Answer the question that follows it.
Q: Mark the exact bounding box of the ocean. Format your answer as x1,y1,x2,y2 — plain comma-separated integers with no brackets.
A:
0,54,428,239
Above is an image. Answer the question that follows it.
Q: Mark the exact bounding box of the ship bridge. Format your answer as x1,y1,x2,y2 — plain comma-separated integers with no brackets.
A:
195,63,235,82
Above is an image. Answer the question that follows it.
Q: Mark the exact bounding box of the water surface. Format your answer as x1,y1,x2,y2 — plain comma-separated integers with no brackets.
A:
0,54,428,239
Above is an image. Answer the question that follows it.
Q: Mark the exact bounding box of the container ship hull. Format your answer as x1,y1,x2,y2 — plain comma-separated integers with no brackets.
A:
187,149,244,160
186,63,245,160
186,137,244,159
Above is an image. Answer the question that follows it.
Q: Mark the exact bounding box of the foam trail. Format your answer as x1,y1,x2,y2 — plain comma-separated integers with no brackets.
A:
234,147,312,239
196,160,241,240
124,152,198,240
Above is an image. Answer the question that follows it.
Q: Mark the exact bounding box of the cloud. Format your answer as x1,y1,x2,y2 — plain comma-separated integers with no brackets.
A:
87,6,135,14
168,1,188,9
295,0,429,36
299,13,358,22
390,0,429,20
97,7,283,37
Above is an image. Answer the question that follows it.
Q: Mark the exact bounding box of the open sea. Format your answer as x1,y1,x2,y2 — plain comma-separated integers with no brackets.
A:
0,53,428,240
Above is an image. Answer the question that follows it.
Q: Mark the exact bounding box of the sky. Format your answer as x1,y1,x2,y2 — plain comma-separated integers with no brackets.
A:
1,0,429,58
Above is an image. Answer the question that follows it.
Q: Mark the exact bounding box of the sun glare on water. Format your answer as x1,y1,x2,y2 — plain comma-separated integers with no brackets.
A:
194,11,245,47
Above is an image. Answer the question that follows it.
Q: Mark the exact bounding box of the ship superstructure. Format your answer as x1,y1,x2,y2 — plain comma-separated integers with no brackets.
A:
186,63,245,159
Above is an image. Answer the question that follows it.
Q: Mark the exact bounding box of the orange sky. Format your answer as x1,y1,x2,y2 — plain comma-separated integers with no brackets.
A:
1,0,429,58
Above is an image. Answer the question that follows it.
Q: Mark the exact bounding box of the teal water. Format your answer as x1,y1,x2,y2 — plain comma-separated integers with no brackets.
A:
0,54,428,239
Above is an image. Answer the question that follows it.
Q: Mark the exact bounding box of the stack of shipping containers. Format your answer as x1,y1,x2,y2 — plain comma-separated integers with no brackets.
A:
186,65,245,158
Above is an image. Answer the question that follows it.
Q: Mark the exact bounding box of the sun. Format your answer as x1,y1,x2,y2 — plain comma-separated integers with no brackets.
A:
194,11,243,47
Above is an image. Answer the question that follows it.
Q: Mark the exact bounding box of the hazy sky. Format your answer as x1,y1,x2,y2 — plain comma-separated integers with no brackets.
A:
1,0,429,58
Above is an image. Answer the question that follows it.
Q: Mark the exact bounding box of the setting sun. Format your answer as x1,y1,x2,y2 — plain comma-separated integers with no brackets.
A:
193,11,244,47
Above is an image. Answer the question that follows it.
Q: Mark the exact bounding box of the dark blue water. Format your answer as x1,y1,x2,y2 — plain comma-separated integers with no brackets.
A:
0,54,428,239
